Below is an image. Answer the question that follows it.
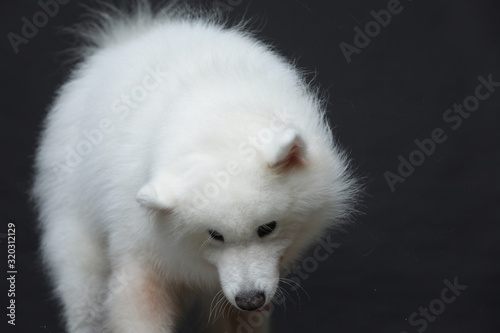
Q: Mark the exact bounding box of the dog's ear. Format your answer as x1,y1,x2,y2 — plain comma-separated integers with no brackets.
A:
265,128,307,172
136,177,175,211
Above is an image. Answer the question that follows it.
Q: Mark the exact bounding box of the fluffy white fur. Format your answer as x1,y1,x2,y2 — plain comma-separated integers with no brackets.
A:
32,2,357,333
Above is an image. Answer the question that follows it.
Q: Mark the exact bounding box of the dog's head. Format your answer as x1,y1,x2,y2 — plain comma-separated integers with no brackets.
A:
136,125,356,311
202,221,284,311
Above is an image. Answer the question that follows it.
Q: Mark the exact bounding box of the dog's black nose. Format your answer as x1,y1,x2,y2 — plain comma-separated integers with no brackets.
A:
235,291,266,311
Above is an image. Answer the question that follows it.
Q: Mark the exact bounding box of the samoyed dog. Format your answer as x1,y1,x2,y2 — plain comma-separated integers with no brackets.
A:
33,2,357,332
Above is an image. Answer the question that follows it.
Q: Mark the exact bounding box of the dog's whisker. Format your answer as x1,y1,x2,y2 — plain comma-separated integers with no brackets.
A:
216,294,229,322
279,281,299,302
211,291,227,324
277,285,289,301
219,300,227,319
274,287,288,313
279,277,311,310
213,291,227,323
279,277,311,301
219,298,229,321
281,286,296,309
224,299,235,320
224,300,233,319
208,289,224,324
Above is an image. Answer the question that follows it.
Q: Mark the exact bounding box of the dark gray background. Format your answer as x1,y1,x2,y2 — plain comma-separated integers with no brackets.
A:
1,0,499,332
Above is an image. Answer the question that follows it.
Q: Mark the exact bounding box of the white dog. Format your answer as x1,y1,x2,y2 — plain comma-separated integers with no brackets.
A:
32,2,358,332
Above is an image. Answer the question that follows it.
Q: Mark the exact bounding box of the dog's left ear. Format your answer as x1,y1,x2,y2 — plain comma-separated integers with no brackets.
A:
265,128,307,171
136,176,175,211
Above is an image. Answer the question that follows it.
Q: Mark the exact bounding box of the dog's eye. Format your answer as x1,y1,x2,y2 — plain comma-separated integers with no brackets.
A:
208,230,224,242
257,221,277,238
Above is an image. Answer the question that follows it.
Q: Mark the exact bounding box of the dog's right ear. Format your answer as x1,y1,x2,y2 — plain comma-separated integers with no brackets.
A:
265,128,307,172
136,177,175,211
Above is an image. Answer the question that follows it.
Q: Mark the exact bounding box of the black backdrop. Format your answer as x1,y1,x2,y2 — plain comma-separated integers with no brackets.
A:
1,0,499,332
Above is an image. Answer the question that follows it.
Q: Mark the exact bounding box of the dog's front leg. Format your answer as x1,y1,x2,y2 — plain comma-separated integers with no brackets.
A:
104,258,179,333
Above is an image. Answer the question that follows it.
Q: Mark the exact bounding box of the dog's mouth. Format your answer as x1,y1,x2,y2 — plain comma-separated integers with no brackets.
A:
253,303,272,312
